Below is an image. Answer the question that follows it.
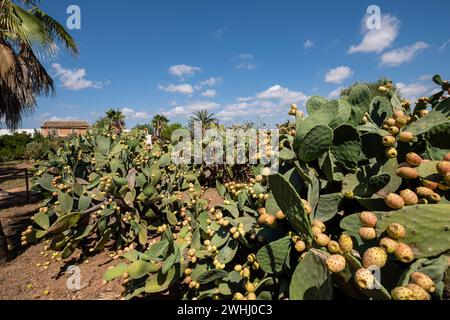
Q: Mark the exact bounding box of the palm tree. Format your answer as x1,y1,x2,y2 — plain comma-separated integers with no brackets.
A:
189,109,218,130
0,220,7,265
0,0,78,130
151,114,169,138
105,108,126,134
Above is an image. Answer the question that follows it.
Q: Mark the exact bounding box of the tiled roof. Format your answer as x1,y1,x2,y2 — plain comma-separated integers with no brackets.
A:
41,121,90,129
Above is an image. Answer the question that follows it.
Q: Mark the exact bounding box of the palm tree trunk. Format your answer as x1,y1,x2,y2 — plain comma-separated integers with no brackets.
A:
0,220,7,265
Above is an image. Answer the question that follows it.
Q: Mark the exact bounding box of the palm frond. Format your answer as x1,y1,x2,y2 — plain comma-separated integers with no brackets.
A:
30,7,78,55
0,2,57,55
0,39,53,130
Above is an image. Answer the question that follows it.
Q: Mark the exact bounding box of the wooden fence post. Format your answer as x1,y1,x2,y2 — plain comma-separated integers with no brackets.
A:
25,168,30,203
0,220,7,265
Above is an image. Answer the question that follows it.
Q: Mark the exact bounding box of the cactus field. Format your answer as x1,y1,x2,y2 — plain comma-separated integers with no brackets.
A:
5,76,450,301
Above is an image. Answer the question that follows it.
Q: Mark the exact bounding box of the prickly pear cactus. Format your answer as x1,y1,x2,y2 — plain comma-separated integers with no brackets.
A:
23,75,450,301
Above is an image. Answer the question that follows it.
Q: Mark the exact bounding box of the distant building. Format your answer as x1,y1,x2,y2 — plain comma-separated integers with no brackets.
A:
41,121,90,137
0,129,39,136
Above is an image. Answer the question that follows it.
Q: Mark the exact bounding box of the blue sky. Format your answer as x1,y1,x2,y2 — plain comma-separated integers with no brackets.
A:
19,0,450,128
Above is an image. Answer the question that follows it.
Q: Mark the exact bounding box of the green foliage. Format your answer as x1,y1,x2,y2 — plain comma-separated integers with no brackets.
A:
0,131,61,162
24,75,450,301
161,123,183,141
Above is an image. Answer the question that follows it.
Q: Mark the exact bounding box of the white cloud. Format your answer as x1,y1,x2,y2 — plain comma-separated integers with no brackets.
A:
168,64,201,78
417,74,432,82
195,77,223,90
328,87,344,99
256,85,307,105
216,85,308,121
198,77,223,87
233,53,254,60
52,63,105,90
158,83,194,95
201,89,217,98
121,108,150,120
236,62,256,70
349,14,400,54
163,101,221,117
439,39,450,51
233,53,256,70
213,27,228,39
397,82,431,100
304,40,315,49
325,66,354,84
380,41,429,67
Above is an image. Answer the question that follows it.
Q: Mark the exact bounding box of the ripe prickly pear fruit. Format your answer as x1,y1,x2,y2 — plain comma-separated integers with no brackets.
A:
385,118,396,126
385,147,398,159
416,186,434,198
405,152,423,167
410,272,436,293
396,167,418,180
312,226,323,236
359,211,377,228
405,284,431,300
314,233,330,247
327,241,341,254
301,199,312,215
275,210,285,220
388,126,399,136
339,234,353,254
362,247,388,268
261,167,272,177
428,192,441,203
355,268,376,290
385,193,405,210
387,223,406,240
395,242,415,263
391,287,415,300
395,116,409,128
312,219,326,233
445,173,450,186
379,237,398,254
266,214,276,226
436,161,450,175
444,153,450,161
359,227,377,241
398,131,414,143
393,110,405,119
294,240,306,253
400,189,418,205
422,180,438,190
382,135,396,147
325,254,346,273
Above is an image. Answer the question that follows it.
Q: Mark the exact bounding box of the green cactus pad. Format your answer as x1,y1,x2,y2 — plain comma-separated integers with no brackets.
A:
104,263,128,281
127,260,159,280
144,263,184,293
297,125,333,162
408,98,450,135
348,85,371,126
268,174,313,242
330,99,352,128
314,193,344,222
370,96,393,127
306,96,328,115
289,250,333,300
331,125,361,171
340,204,450,258
256,236,291,274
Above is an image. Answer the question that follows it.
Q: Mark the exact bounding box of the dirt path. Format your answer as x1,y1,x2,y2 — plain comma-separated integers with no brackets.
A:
0,187,225,300
0,242,124,300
